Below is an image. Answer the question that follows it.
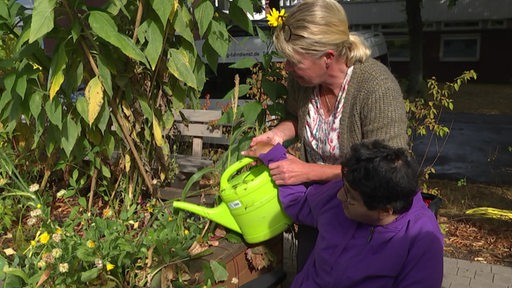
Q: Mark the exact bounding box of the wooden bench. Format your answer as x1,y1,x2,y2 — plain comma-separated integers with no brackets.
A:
173,109,223,172
158,109,223,199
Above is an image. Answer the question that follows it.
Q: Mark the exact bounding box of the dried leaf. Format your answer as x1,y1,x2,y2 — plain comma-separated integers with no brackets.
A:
36,268,51,287
188,241,209,256
245,246,274,270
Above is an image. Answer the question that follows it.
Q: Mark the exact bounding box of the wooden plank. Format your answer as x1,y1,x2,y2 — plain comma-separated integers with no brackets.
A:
186,235,284,287
192,137,203,157
173,109,222,122
175,154,213,173
175,123,222,138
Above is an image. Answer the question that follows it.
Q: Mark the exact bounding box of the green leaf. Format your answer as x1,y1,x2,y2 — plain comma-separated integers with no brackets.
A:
174,6,194,45
81,267,100,282
48,43,68,100
0,90,12,117
45,98,63,129
241,101,263,124
222,84,251,100
88,11,148,65
138,98,153,121
76,96,88,122
209,260,228,282
261,78,287,102
27,90,41,119
140,19,164,70
229,57,257,69
14,74,27,99
62,116,80,157
101,163,111,178
149,0,173,27
207,20,229,58
29,0,57,43
97,57,113,97
162,110,174,130
78,197,87,209
167,48,197,89
202,40,219,72
96,103,110,133
228,0,253,35
195,1,214,37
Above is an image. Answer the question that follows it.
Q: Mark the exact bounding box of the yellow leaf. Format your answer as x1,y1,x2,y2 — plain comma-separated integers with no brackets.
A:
85,77,104,125
465,207,512,221
121,100,133,119
49,71,64,101
153,117,164,147
125,153,131,173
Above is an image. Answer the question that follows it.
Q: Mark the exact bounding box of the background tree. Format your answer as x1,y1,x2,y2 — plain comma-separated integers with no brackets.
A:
405,0,458,99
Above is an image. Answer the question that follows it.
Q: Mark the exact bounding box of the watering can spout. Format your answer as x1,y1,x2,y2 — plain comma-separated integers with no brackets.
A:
173,201,242,234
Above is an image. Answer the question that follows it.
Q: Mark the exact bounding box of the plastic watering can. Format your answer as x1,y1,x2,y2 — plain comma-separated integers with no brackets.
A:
172,157,292,244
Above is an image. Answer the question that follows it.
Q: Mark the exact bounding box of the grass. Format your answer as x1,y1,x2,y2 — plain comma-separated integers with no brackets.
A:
451,83,512,115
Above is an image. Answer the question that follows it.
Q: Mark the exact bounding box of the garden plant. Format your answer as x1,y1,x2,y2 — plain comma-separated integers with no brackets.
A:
0,0,481,286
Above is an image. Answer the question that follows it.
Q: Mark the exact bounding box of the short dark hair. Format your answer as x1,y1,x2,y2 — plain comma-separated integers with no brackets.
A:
341,140,419,214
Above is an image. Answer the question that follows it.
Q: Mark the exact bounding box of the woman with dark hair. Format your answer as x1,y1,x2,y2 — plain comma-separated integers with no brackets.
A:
244,140,443,288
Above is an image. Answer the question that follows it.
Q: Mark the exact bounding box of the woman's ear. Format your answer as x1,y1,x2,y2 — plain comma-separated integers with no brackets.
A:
378,206,394,220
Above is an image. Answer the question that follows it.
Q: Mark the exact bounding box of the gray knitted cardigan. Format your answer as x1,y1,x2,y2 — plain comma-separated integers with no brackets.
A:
285,58,409,161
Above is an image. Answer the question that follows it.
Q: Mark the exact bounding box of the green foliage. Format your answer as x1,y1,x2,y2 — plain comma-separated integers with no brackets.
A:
0,0,255,195
1,196,207,287
0,0,267,286
406,70,477,194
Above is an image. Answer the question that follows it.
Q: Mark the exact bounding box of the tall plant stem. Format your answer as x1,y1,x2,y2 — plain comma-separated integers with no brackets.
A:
79,36,155,195
88,168,98,214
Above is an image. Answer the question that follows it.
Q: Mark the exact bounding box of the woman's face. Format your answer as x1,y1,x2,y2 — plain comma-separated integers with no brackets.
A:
284,51,326,87
337,182,381,225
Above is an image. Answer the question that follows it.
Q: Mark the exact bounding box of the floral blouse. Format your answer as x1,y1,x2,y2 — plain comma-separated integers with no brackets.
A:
304,66,353,164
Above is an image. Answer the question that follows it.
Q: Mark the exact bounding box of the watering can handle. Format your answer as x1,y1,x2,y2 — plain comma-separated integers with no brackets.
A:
220,157,258,189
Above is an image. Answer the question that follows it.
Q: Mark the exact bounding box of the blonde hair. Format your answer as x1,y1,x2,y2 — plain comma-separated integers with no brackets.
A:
273,0,370,65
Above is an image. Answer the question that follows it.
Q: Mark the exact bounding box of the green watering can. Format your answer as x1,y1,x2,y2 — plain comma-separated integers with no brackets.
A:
173,157,292,244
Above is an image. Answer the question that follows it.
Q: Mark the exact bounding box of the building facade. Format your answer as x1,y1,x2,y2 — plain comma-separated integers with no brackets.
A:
340,0,512,83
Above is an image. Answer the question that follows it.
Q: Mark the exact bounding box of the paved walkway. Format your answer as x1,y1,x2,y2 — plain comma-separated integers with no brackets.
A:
281,233,512,288
443,257,512,288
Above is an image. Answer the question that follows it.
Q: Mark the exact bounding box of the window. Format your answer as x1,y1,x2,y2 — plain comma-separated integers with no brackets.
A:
442,21,481,30
488,20,506,29
440,34,480,62
385,36,409,61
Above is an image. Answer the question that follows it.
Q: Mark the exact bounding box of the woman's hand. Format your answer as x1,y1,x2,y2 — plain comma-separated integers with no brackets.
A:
240,142,274,158
250,130,284,147
268,155,343,185
267,154,310,185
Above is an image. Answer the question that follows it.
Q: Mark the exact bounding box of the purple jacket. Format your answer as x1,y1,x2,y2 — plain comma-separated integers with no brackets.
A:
259,144,444,288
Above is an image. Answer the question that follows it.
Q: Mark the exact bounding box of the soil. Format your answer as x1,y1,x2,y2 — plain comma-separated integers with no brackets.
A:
432,171,512,267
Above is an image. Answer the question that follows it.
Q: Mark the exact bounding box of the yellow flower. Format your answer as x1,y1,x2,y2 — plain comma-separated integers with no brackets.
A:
103,208,112,218
87,240,96,248
266,8,286,28
106,262,115,271
39,232,50,244
52,248,62,258
59,263,69,273
184,229,189,235
31,240,37,247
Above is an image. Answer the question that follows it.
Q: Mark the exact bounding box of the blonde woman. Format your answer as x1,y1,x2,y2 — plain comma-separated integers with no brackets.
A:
243,0,409,271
